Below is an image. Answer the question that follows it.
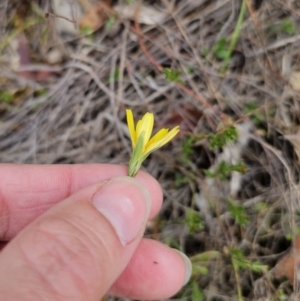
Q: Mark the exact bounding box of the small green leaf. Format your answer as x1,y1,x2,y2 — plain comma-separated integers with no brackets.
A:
163,68,183,83
213,38,229,59
105,14,118,31
244,102,258,113
108,68,120,83
209,126,239,149
279,18,296,35
0,91,14,103
192,282,205,301
180,135,204,164
185,209,204,234
230,248,268,273
228,198,249,226
251,261,268,273
79,26,94,38
204,161,247,181
175,173,189,187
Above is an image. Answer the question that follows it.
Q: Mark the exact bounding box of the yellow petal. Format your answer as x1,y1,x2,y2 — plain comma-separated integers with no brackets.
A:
147,128,168,147
160,126,180,146
145,126,180,154
136,119,142,138
135,112,154,148
143,113,154,145
126,109,136,147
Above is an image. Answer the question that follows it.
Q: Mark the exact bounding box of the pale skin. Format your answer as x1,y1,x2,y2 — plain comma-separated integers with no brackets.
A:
0,164,188,300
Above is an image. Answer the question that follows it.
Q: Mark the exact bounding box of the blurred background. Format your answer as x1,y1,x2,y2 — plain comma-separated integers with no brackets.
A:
1,0,300,300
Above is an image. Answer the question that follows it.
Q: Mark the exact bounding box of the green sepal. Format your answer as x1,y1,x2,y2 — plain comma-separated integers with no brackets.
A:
128,132,145,177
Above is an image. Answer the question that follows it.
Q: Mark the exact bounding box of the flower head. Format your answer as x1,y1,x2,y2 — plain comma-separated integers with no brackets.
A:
126,109,180,177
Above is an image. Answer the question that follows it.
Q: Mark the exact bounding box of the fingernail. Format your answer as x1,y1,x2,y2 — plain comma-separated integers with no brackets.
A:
92,176,151,246
173,249,192,285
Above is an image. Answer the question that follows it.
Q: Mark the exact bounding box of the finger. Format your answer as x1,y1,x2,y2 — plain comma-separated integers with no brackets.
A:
0,177,152,301
0,164,162,239
110,238,192,300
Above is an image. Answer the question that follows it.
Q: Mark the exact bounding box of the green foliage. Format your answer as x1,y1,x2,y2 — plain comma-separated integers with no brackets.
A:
285,226,300,241
191,251,220,276
0,91,14,103
244,102,262,124
269,18,296,36
220,0,247,73
175,173,190,187
185,208,204,234
254,201,269,212
79,26,94,38
228,199,249,226
35,88,47,97
279,18,296,35
274,288,288,301
191,282,205,301
181,135,201,163
230,248,268,273
105,14,118,31
208,126,239,149
190,250,221,263
204,161,247,180
213,38,229,59
244,102,258,113
108,68,120,83
163,68,183,83
192,265,208,276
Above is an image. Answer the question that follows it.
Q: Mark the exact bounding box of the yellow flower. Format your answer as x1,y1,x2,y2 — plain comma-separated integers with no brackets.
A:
126,109,180,177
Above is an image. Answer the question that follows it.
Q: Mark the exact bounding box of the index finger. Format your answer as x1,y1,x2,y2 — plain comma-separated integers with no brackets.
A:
0,164,163,240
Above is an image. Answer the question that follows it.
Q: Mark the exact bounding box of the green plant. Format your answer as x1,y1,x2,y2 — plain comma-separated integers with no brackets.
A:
108,68,120,83
191,282,205,301
163,68,183,83
208,126,239,149
190,250,221,276
254,201,269,212
244,102,258,113
180,135,201,163
213,38,229,59
34,88,48,97
175,173,190,187
230,248,268,273
79,26,94,38
204,161,247,180
105,14,118,31
279,18,296,35
185,208,204,234
285,226,300,241
220,0,247,73
228,199,249,226
230,248,268,301
244,102,262,124
0,91,14,103
190,250,221,266
274,288,288,301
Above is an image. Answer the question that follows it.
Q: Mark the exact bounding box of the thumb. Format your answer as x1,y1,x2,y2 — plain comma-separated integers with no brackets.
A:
0,176,151,301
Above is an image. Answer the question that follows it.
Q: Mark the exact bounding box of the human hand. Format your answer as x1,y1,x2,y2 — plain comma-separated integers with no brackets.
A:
0,164,191,300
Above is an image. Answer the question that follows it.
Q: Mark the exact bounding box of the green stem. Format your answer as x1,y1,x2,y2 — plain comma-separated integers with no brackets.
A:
220,0,247,73
231,258,244,301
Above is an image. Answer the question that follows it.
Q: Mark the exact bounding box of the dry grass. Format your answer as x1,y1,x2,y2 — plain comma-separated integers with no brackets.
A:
1,0,300,300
